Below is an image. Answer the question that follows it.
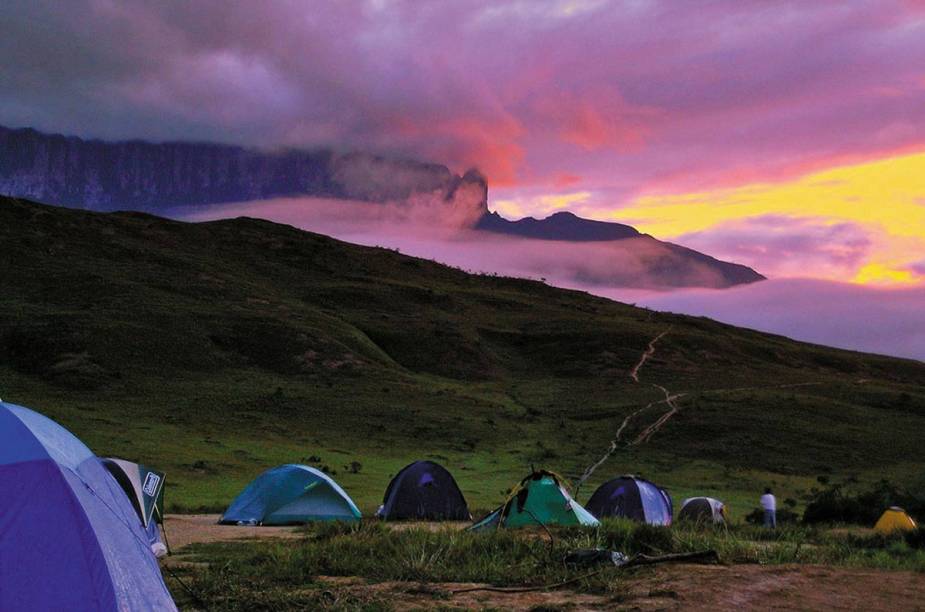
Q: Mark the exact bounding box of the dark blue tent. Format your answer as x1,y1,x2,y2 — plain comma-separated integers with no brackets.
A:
585,476,673,525
0,402,177,611
377,460,470,520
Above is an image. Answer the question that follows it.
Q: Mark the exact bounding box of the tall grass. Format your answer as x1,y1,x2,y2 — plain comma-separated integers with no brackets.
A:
173,520,925,610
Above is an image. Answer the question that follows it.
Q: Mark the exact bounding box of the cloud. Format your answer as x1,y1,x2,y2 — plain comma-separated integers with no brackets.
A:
180,197,741,290
1,0,924,199
673,215,874,280
603,279,925,362
178,198,923,360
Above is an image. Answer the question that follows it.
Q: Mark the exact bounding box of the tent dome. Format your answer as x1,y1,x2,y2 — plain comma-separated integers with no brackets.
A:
377,460,470,520
585,476,673,525
471,470,599,530
220,464,361,525
0,402,177,611
874,507,917,534
678,497,726,525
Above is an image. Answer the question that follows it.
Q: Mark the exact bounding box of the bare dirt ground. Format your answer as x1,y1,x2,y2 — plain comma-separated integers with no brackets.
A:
164,516,925,610
318,565,925,611
163,514,302,551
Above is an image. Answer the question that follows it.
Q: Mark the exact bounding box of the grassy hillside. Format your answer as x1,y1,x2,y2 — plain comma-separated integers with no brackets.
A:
1,196,923,517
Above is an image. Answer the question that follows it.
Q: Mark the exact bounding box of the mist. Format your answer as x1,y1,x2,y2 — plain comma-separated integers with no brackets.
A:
180,197,738,290
600,280,925,362
179,197,924,362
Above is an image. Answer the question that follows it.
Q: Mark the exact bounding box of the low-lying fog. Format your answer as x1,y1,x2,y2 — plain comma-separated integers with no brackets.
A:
181,197,925,362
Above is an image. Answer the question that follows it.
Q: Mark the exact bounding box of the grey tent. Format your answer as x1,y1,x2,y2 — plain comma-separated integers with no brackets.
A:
678,497,726,525
100,458,168,555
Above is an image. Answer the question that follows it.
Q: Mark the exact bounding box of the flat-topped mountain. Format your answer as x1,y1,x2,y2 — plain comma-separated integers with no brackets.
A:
0,125,763,289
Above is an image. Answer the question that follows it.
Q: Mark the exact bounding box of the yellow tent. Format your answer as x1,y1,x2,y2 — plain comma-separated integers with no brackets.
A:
874,506,917,534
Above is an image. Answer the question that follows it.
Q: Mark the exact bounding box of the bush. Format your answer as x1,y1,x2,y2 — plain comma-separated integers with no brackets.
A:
802,480,925,525
744,507,799,525
904,529,925,550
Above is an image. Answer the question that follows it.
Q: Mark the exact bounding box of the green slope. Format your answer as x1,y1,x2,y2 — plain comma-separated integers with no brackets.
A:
1,197,923,517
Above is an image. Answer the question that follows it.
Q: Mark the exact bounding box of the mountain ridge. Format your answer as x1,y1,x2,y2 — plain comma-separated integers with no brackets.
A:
0,195,922,511
0,124,764,288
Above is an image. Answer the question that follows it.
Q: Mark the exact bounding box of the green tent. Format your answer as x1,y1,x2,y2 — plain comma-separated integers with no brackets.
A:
471,470,599,530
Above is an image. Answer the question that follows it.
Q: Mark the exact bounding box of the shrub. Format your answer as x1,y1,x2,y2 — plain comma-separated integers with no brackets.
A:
802,480,925,525
744,507,799,525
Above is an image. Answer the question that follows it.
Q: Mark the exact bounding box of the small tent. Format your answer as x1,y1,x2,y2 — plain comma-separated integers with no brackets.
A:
377,460,471,520
220,464,361,525
874,506,917,534
678,497,726,525
0,402,177,611
585,476,673,525
471,470,599,530
100,457,168,555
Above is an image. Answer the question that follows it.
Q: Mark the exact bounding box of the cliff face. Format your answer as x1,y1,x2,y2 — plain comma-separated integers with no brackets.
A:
0,125,765,287
0,125,485,212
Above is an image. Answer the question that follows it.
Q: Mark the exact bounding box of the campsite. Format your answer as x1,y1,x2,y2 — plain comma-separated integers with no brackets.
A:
2,6,925,607
2,198,925,610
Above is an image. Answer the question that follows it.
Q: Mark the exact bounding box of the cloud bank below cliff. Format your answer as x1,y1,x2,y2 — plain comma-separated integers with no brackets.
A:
603,280,925,362
182,198,925,361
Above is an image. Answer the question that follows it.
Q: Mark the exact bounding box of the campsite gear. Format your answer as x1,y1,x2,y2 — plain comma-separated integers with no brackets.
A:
874,506,917,534
470,470,599,530
0,401,177,611
564,548,629,567
101,457,167,554
220,464,361,525
678,497,727,525
377,460,471,520
585,476,673,525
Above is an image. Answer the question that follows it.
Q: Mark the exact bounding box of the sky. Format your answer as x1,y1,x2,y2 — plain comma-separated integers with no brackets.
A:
2,0,923,358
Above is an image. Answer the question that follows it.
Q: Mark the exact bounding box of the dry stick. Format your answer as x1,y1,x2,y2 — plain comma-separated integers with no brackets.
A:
449,550,718,595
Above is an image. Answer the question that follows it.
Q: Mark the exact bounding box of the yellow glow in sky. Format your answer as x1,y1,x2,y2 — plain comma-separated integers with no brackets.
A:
611,151,925,284
494,190,592,219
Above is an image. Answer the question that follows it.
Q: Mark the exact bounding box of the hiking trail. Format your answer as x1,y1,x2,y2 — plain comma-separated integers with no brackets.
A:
629,328,671,383
576,327,680,490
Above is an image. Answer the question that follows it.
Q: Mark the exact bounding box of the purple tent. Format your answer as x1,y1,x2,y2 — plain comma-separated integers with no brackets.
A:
0,402,177,611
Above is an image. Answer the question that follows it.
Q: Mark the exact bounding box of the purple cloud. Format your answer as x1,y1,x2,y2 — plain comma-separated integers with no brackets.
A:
605,279,925,362
1,0,924,199
673,216,875,279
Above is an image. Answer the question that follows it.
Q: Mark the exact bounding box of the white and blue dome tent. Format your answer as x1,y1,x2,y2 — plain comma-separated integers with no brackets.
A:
0,401,177,611
584,475,673,525
220,464,361,525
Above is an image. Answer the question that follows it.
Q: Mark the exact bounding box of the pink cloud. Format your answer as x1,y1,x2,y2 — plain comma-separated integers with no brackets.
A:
604,279,925,362
181,197,748,290
2,0,924,202
673,216,874,280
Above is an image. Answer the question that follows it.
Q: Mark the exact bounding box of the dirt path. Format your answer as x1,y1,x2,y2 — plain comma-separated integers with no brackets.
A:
623,563,925,611
577,328,681,489
316,564,925,611
163,514,302,551
629,328,671,383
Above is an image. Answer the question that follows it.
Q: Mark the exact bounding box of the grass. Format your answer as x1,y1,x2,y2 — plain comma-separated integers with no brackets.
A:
169,520,925,610
1,196,924,517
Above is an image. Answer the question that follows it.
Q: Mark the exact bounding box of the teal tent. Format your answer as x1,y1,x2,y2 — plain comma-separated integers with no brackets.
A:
220,464,361,525
471,470,599,530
